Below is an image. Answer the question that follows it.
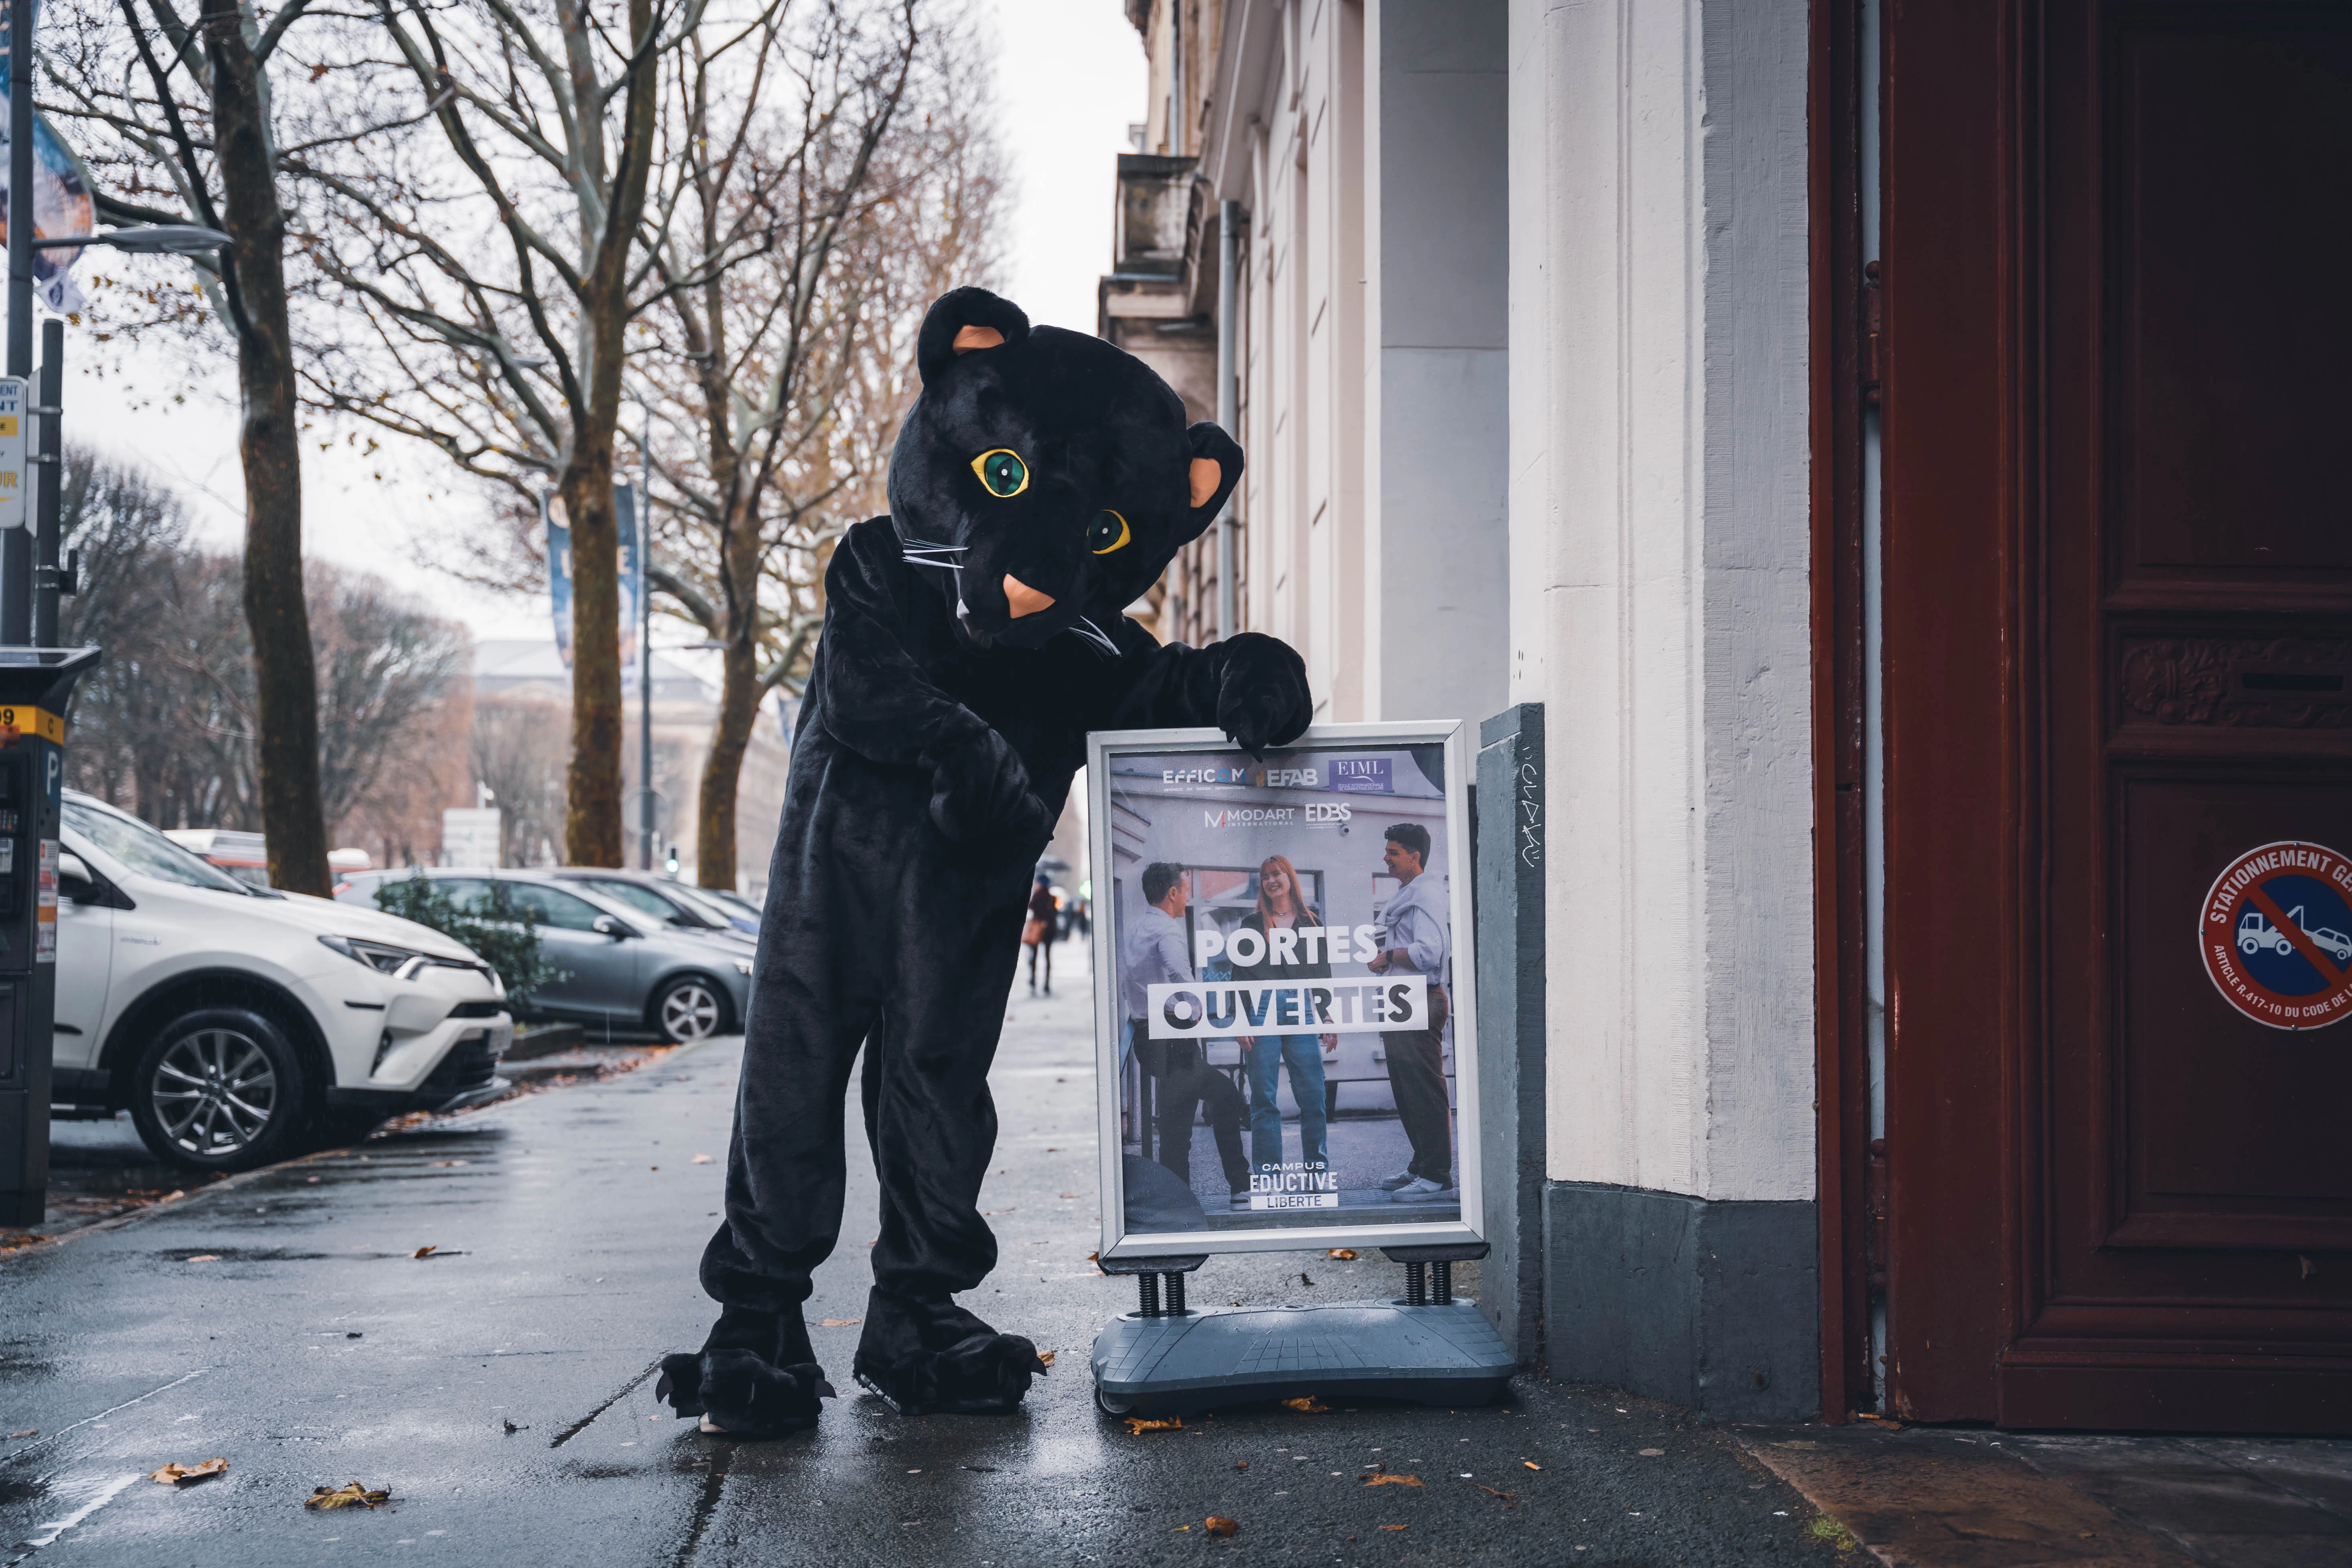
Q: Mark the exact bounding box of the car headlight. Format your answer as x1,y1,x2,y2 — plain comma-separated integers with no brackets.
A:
320,934,436,976
731,957,754,977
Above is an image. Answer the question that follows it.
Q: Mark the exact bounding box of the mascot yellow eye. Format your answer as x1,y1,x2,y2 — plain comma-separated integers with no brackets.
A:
1087,509,1131,554
972,449,1028,498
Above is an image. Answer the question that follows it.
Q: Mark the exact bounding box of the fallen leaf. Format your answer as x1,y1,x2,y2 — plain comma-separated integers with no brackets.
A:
692,1154,714,1164
1380,1524,1408,1531
1299,1273,1316,1287
1233,1461,1248,1470
1086,1251,1099,1262
1279,1396,1327,1414
1326,1248,1358,1260
1362,1474,1424,1488
501,1419,524,1434
1462,1481,1520,1505
8,1429,35,1438
1524,1461,1542,1471
162,1190,185,1201
817,1319,862,1327
148,1457,227,1486
1059,1192,1081,1198
1204,1516,1240,1537
1639,1447,1664,1456
1173,1525,1191,1532
1124,1416,1184,1435
305,1481,391,1510
1036,1350,1057,1368
410,1246,437,1259
430,1160,468,1168
184,1255,220,1264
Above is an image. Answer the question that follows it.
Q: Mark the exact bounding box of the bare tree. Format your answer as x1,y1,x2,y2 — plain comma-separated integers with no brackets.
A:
287,0,686,867
59,451,469,854
42,0,342,891
640,3,998,887
468,697,568,866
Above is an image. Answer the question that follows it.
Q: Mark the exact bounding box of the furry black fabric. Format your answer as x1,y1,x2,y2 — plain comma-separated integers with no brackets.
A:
658,1304,836,1435
683,286,1313,1424
852,1287,1048,1416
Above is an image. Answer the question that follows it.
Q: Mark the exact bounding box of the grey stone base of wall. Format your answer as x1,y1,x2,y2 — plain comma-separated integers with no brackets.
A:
1543,1181,1819,1422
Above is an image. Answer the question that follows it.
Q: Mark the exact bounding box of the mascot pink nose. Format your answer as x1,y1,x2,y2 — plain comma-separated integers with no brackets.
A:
1003,574,1055,618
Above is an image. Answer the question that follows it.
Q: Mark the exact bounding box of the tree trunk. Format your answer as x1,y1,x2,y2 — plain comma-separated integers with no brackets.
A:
205,0,328,896
695,631,757,891
560,0,660,868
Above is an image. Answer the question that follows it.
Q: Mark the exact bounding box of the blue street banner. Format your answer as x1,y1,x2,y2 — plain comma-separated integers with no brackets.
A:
546,484,643,697
0,83,97,315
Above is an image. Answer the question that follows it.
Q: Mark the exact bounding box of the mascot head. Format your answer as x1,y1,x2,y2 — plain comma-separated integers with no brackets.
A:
886,286,1243,653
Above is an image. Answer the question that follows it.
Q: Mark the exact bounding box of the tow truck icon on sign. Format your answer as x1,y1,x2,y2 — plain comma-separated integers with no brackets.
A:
2237,907,2352,965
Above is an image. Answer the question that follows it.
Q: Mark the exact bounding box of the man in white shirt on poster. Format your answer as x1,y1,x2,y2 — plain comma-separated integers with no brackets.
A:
1121,862,1249,1207
1366,822,1453,1201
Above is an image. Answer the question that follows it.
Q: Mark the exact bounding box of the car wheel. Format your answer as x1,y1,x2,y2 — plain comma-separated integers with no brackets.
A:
654,976,727,1044
128,1006,311,1173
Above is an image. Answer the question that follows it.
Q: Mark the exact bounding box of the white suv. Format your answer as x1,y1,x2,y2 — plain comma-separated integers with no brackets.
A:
53,791,515,1171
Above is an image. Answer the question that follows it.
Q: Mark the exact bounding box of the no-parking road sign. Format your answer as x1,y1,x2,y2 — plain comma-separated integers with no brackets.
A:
2200,841,2352,1031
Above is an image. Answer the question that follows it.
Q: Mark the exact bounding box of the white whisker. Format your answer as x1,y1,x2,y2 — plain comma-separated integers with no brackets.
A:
1067,616,1122,657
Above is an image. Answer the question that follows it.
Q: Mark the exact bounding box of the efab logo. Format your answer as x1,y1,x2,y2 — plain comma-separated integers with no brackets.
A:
2200,841,2352,1031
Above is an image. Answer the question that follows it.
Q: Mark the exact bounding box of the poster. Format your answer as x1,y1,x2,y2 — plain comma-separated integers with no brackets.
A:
1089,722,1481,1259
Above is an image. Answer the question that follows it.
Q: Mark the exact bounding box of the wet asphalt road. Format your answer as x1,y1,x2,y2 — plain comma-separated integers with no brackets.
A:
0,949,1842,1567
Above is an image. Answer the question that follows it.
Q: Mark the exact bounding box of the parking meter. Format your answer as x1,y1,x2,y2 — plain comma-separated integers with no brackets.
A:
0,647,97,1227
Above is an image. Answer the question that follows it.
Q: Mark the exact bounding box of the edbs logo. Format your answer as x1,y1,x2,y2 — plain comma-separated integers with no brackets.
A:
2199,841,2352,1031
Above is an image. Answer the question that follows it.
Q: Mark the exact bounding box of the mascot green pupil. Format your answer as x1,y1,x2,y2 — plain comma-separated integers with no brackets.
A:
656,285,1315,1434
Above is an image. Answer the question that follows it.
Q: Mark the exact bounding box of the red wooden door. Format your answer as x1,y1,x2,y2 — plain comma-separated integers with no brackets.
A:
1880,0,2352,1429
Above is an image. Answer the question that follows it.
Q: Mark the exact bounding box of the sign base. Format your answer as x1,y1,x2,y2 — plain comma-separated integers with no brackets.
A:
1089,1298,1514,1416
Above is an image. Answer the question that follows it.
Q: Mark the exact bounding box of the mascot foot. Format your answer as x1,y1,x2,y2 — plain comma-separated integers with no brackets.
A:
658,1306,835,1438
852,1288,1048,1416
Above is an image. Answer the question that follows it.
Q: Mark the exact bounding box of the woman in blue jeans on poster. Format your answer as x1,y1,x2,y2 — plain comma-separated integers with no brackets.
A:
1233,854,1332,1189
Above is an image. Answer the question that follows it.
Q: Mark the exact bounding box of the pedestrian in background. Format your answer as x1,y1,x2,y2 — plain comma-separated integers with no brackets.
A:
1023,873,1058,994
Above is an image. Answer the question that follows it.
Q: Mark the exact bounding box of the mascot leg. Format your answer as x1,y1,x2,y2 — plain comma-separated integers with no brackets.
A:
850,871,1050,1416
667,801,882,1437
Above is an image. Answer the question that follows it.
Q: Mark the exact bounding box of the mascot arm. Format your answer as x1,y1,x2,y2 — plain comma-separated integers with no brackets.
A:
1101,623,1315,755
813,521,1055,848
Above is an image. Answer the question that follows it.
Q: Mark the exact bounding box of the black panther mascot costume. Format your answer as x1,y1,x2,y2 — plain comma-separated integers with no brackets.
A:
658,287,1314,1434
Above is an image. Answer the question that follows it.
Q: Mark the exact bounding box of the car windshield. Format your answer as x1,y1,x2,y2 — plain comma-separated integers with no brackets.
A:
580,879,689,923
64,798,252,894
664,884,744,927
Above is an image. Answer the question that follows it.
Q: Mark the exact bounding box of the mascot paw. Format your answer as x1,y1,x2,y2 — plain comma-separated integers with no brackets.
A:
692,1349,836,1439
1214,633,1314,754
922,727,1054,849
655,1351,708,1418
853,1331,1050,1418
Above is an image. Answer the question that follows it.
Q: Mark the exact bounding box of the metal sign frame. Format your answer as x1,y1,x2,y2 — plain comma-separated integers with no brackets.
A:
1087,718,1483,1262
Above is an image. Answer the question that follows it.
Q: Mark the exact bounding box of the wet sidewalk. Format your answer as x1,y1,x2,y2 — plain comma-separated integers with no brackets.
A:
0,951,1843,1567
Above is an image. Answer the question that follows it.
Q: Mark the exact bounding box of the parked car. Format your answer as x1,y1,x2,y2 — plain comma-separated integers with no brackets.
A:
696,885,766,933
547,869,760,941
162,830,376,891
335,868,753,1044
55,791,514,1173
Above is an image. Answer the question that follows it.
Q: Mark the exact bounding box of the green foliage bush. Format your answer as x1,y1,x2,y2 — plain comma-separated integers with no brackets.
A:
372,869,568,1008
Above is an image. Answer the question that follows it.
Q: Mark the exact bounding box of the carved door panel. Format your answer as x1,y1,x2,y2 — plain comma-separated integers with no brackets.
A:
1880,0,2352,1429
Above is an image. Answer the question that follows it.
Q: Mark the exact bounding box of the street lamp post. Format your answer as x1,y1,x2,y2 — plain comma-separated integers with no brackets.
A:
0,0,229,1225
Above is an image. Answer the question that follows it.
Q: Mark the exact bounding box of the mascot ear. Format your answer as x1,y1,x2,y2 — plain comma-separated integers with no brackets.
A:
917,287,1031,385
1177,422,1244,545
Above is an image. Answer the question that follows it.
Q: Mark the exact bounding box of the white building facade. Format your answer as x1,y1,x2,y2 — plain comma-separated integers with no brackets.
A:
1112,0,2352,1433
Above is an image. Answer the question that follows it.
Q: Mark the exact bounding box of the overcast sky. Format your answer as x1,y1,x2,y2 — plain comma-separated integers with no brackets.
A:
59,0,1147,647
